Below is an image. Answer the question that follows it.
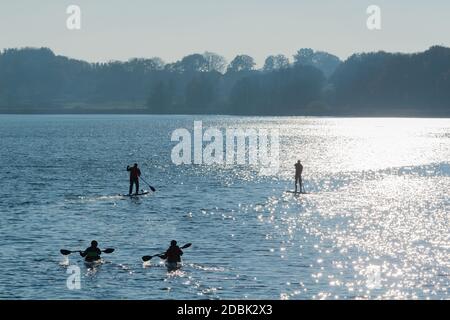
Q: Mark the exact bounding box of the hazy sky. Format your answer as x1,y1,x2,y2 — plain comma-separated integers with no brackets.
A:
0,0,449,66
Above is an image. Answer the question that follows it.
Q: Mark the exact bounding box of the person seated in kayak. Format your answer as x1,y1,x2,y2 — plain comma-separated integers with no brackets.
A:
127,163,141,195
160,240,183,264
295,160,303,193
80,240,102,262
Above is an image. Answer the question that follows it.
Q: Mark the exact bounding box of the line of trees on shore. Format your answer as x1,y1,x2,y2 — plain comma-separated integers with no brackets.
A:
0,46,449,116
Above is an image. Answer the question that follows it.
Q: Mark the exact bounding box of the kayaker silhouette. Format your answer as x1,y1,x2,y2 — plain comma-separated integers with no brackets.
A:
127,163,141,195
294,160,304,193
80,240,102,262
160,240,184,270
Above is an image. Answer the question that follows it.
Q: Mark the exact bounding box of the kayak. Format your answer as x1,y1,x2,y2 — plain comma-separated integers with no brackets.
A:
84,259,103,269
166,262,182,272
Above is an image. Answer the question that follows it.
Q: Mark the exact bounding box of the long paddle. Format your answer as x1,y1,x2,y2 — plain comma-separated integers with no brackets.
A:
140,177,156,192
142,243,192,262
60,248,115,256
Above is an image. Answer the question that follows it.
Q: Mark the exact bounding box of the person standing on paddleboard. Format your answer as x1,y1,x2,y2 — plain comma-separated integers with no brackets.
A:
127,163,141,195
295,160,304,193
160,240,184,269
80,240,102,262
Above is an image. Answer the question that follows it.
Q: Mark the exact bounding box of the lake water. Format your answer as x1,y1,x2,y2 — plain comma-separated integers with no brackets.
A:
0,115,449,300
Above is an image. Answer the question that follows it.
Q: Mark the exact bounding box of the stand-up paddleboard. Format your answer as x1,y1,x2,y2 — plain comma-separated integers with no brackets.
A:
119,191,150,197
286,191,308,194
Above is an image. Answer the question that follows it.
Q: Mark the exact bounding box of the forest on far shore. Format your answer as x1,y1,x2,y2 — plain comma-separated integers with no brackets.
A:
0,46,449,116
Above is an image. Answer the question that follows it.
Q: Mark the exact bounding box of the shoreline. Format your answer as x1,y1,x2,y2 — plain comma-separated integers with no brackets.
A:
1,112,450,118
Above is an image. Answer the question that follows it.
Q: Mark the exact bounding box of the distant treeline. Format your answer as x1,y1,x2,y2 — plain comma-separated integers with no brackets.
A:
0,46,449,116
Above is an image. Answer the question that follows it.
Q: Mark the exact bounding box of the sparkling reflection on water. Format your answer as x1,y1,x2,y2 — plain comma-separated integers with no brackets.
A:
0,115,449,299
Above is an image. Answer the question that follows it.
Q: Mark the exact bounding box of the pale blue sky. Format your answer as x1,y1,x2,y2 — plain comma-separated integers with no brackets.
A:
0,0,449,66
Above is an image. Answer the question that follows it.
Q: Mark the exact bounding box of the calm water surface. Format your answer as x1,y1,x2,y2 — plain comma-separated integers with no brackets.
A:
0,115,449,299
